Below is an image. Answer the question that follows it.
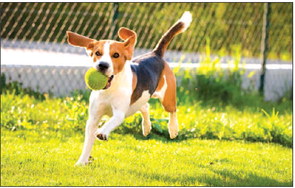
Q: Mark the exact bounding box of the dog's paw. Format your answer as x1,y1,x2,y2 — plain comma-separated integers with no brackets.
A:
75,161,88,166
168,116,178,139
88,155,94,162
75,156,94,166
143,129,151,137
95,129,109,141
142,121,152,137
96,133,108,141
169,128,178,139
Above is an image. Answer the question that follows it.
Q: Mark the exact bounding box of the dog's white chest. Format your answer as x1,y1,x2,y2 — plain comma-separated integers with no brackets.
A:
126,90,150,117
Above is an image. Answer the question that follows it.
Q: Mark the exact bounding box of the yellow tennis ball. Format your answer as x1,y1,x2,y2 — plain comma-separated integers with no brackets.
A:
84,68,108,90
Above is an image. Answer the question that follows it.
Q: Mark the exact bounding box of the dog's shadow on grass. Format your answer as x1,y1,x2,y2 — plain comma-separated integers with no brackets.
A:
207,169,292,186
103,163,292,186
131,132,189,143
128,167,291,186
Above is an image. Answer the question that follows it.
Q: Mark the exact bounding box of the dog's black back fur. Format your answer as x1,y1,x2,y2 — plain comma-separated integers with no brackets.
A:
129,13,189,104
130,52,165,104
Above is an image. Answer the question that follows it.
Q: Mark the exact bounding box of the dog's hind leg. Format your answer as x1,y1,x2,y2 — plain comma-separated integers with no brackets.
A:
162,94,178,139
167,111,178,139
140,103,152,136
157,64,178,139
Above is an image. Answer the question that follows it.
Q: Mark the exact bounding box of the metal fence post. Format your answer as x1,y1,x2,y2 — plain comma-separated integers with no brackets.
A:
259,3,271,95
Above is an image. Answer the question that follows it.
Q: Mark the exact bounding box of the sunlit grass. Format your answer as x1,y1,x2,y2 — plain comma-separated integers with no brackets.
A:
1,129,292,186
1,92,292,147
1,77,292,186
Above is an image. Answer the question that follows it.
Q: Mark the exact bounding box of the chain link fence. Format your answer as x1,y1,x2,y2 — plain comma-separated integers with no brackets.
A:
1,2,292,101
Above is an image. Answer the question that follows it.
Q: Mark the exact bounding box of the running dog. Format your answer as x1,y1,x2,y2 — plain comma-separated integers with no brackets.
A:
67,11,192,165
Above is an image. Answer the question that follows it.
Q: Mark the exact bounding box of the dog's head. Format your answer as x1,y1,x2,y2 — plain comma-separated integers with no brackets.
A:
67,27,137,88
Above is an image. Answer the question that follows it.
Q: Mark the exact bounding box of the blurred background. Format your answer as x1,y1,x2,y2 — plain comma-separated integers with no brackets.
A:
1,2,292,101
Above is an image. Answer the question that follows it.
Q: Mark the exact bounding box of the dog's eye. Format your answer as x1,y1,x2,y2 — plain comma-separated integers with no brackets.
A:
95,51,102,56
113,53,120,58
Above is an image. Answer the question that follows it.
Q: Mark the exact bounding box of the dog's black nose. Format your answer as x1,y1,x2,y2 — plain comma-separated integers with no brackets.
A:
97,62,109,71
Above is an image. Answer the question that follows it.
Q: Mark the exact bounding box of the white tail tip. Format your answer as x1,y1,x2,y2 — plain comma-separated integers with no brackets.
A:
179,11,192,31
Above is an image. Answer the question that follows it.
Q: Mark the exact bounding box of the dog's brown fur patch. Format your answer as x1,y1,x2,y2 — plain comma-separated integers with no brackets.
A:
157,62,177,113
109,42,128,74
132,72,137,92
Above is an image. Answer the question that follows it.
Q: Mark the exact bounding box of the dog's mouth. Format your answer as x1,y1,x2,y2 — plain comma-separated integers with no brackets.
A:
103,75,114,90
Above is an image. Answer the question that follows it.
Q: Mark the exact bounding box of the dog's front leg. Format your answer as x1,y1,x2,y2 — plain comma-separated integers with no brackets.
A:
95,110,125,140
75,116,100,166
75,92,103,166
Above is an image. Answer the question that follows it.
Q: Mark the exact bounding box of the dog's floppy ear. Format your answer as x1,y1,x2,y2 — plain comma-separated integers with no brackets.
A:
66,31,94,50
118,27,136,41
118,27,137,60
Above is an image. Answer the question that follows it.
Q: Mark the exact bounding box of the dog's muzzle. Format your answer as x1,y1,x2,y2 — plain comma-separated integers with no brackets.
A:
96,61,109,72
95,61,114,90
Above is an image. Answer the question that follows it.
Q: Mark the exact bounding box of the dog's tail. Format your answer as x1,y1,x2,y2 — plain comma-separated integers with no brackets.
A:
153,11,192,57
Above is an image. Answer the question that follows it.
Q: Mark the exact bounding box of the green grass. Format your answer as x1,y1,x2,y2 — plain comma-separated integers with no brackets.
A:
0,62,292,186
1,129,292,186
1,92,292,147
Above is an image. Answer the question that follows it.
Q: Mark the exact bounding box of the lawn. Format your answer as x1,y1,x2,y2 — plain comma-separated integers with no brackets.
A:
1,129,292,186
0,68,293,186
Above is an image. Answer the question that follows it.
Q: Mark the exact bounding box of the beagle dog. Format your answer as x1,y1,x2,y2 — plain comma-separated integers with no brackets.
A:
67,11,192,165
